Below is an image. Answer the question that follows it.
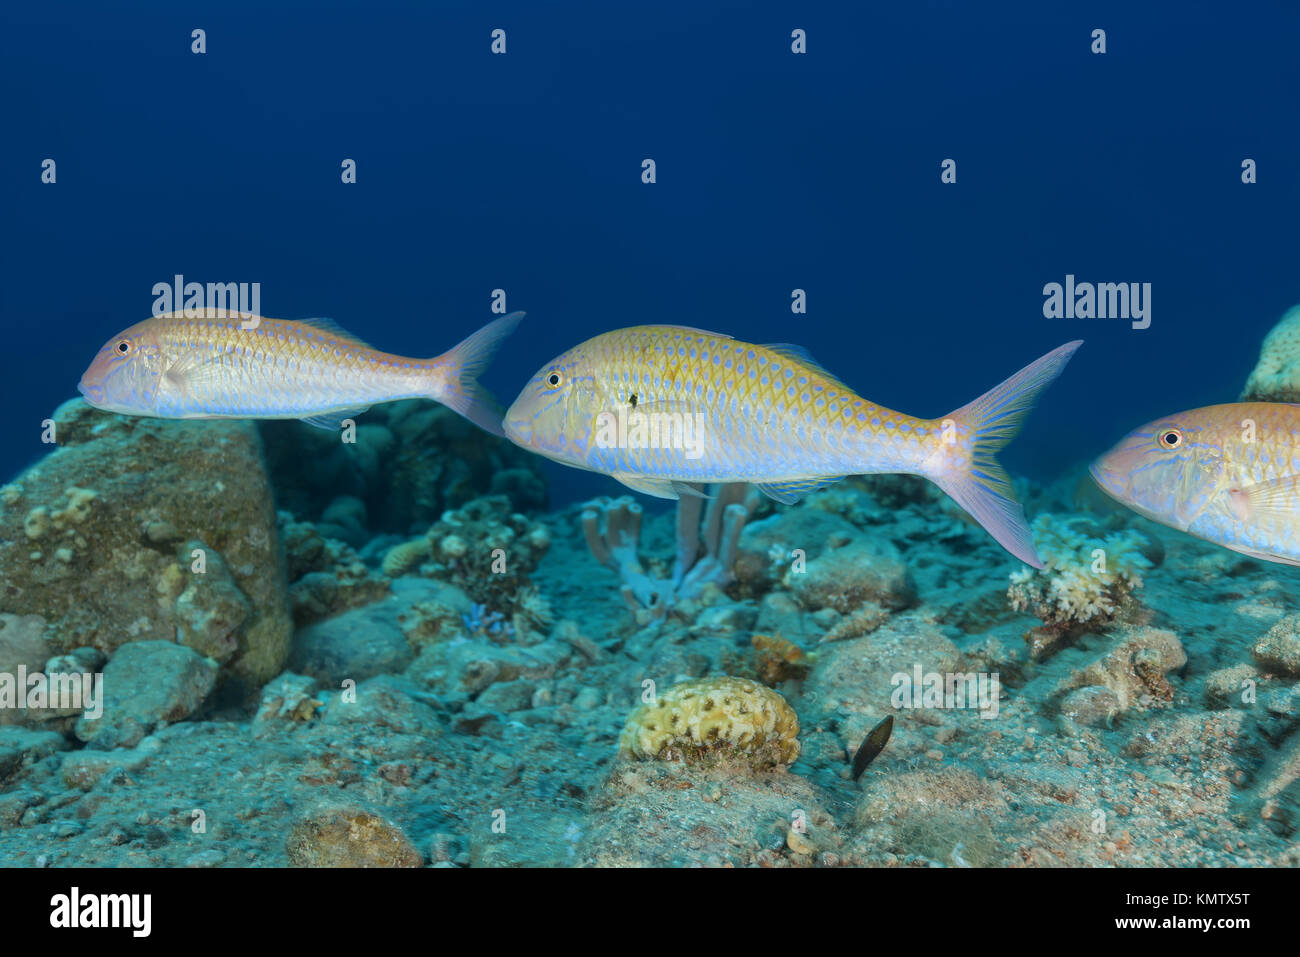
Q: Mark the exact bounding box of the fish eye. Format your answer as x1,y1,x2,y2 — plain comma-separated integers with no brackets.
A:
115,340,131,355
1158,428,1183,450
546,371,562,388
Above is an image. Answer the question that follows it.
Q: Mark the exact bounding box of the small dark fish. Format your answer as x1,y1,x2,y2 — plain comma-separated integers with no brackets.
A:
851,714,894,781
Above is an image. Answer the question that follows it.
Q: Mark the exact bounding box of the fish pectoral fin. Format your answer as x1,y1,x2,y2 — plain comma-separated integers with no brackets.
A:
1228,474,1300,525
611,475,712,500
755,477,845,505
163,351,226,392
300,407,371,431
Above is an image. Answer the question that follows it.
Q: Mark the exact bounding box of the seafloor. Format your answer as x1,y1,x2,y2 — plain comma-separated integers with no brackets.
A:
1,394,1298,868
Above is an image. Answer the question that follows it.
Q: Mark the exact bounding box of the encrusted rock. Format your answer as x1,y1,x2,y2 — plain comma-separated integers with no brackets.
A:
286,804,422,868
0,399,291,689
74,640,218,748
787,540,916,612
1252,616,1300,677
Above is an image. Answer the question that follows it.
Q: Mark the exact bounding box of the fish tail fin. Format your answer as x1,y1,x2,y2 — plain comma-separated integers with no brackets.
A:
433,311,525,436
924,340,1083,568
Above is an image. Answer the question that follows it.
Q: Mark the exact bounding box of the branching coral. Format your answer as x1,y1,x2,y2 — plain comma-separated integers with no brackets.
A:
1008,514,1153,654
580,484,760,618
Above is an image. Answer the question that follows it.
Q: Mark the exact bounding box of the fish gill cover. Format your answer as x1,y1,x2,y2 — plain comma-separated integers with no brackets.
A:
0,0,1297,890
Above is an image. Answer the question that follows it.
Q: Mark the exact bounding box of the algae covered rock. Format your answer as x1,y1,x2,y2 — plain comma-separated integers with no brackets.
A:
1252,615,1300,677
0,726,69,785
787,539,916,612
286,803,423,868
75,640,218,748
1054,626,1186,714
0,399,292,690
0,614,53,726
288,587,418,685
619,676,800,767
1241,304,1300,401
173,540,250,663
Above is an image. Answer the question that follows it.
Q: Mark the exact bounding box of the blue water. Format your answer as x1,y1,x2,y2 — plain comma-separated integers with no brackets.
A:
3,0,1298,500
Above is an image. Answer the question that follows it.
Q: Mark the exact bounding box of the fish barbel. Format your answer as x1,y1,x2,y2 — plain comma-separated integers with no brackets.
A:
504,325,1082,567
1092,402,1300,565
77,309,524,435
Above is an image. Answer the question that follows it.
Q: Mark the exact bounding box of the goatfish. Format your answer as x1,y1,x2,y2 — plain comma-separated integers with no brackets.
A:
77,309,524,435
1092,402,1300,566
503,325,1082,567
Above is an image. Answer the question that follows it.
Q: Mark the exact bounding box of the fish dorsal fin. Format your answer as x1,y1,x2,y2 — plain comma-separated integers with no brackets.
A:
761,343,852,391
755,477,845,505
301,406,372,431
298,317,375,350
643,325,734,339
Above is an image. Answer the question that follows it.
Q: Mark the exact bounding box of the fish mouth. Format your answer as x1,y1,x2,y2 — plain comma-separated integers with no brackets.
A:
78,380,104,406
1088,460,1128,500
502,412,531,446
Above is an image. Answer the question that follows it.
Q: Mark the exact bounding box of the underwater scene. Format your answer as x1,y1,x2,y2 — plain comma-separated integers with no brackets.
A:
2,1,1300,881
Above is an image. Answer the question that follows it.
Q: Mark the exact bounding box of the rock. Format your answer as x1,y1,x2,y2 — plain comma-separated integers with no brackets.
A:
253,673,322,723
735,510,862,591
1054,626,1187,713
61,742,155,790
433,640,565,696
1059,685,1121,727
289,593,414,684
319,675,442,736
1241,304,1300,401
173,541,250,663
475,679,537,713
788,540,916,612
75,641,218,748
1204,664,1258,708
0,727,69,785
0,614,53,726
286,804,423,867
1252,616,1300,677
803,615,962,716
0,399,292,690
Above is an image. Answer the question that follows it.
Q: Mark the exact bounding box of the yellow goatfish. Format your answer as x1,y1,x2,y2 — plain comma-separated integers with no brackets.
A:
503,325,1082,567
77,309,524,435
1092,402,1300,565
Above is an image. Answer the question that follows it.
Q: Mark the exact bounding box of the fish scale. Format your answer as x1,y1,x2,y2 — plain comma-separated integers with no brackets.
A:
505,324,1082,567
583,328,929,479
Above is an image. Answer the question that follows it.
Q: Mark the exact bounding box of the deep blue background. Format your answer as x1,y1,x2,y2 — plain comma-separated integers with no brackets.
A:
3,1,1298,504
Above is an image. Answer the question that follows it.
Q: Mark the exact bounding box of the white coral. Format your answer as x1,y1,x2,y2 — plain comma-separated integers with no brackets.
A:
1008,514,1152,627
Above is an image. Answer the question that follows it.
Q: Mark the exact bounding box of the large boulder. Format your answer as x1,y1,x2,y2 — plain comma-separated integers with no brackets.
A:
0,399,292,691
